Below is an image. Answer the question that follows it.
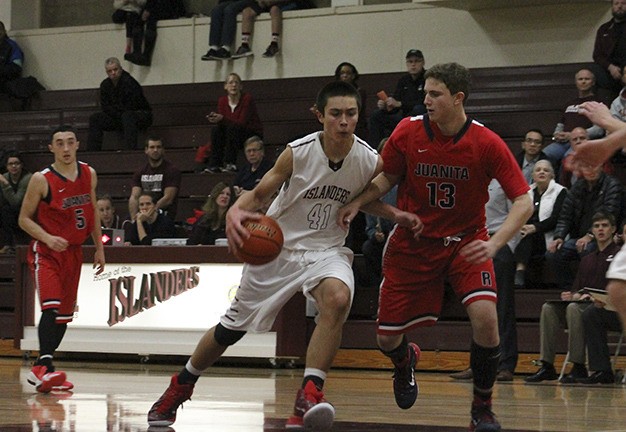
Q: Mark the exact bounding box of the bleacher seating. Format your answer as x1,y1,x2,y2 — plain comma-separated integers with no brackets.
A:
0,63,583,347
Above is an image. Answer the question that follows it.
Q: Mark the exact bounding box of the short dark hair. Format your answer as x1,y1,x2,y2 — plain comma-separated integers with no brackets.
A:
145,136,163,147
525,129,544,140
51,125,77,140
424,62,471,101
139,190,156,203
315,81,361,115
592,211,616,226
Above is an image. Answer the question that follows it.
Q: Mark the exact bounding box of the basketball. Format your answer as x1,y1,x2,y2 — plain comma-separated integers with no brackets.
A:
234,215,284,265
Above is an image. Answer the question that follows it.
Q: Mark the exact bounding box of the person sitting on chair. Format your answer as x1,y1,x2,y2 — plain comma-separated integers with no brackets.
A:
525,212,620,383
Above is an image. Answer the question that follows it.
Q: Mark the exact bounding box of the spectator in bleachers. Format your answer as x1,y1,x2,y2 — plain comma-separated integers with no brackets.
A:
0,21,24,94
368,49,426,149
129,137,181,221
525,212,620,383
87,57,152,151
200,0,251,60
361,210,394,285
310,62,368,139
186,182,235,245
546,160,622,292
233,136,274,195
96,194,124,229
558,127,588,188
515,129,549,184
125,191,176,245
205,73,263,173
0,150,31,253
590,0,626,99
542,68,605,168
112,0,145,58
361,138,396,286
513,160,567,288
232,0,314,59
579,220,624,384
125,0,186,66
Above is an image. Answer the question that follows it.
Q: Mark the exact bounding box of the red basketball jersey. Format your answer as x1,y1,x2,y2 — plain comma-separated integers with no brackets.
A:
37,161,94,245
383,115,528,243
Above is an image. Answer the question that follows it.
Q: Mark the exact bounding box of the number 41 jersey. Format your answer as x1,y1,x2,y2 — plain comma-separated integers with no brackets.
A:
266,132,379,251
37,161,94,246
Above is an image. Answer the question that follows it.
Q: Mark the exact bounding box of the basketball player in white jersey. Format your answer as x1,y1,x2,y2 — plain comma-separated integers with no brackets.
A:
147,80,424,430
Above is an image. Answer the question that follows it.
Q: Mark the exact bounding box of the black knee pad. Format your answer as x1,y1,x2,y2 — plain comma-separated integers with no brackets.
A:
214,323,246,346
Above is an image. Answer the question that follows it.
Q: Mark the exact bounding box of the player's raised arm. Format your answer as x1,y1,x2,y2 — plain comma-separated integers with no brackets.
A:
573,101,626,167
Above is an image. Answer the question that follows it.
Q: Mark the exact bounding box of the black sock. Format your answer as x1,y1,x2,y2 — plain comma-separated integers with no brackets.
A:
381,336,409,368
38,309,59,365
177,367,200,385
470,341,500,400
302,375,325,391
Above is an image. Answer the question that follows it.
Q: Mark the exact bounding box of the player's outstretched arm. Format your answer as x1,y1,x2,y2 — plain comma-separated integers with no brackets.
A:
574,101,626,167
18,172,69,252
337,170,398,231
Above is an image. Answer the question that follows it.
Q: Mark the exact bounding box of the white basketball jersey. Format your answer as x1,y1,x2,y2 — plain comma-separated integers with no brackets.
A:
266,131,378,251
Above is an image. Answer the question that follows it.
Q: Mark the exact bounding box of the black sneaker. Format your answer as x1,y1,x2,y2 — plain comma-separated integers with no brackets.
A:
213,47,231,60
201,49,218,61
262,43,280,58
470,397,501,432
392,342,420,409
232,44,253,59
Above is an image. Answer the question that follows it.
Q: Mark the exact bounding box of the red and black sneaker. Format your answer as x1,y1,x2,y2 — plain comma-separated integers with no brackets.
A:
27,365,67,394
393,342,420,409
286,380,335,430
469,397,501,432
147,374,194,427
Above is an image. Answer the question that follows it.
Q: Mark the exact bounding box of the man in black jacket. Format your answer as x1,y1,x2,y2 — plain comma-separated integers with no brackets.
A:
87,57,152,151
368,49,426,148
547,162,623,291
0,21,23,93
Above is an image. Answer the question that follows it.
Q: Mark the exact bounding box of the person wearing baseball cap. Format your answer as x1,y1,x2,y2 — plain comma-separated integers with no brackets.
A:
369,49,427,148
406,49,423,59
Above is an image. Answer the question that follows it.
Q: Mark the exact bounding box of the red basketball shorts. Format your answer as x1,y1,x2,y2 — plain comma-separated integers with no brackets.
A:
28,241,83,324
377,230,497,335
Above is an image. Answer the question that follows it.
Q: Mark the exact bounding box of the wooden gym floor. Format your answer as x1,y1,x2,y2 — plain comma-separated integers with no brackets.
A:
1,354,626,432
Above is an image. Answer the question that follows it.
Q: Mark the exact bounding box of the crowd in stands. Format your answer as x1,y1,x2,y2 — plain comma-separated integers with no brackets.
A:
4,2,626,391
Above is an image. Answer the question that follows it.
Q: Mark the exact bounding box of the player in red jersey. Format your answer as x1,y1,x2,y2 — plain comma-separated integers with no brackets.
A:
339,63,532,432
19,125,105,393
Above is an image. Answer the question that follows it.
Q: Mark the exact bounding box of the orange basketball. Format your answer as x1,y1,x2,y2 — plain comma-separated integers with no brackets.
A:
235,215,284,265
